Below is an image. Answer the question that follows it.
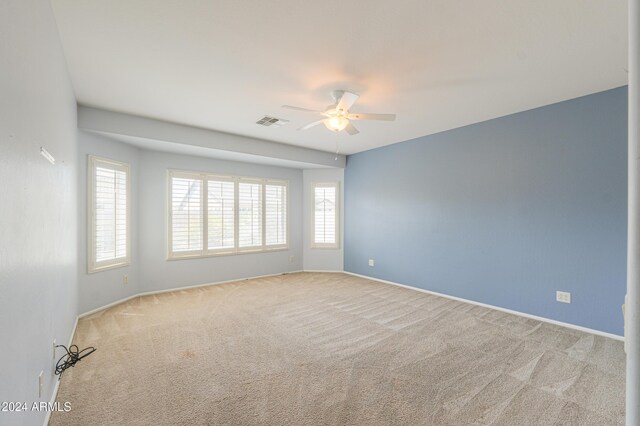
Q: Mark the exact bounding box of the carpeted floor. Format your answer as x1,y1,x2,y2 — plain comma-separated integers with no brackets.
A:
51,272,625,425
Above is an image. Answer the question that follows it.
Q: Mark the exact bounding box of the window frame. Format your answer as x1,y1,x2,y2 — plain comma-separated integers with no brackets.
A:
167,170,207,259
311,181,340,249
264,181,289,249
237,177,266,253
88,155,131,273
167,170,289,260
206,175,237,255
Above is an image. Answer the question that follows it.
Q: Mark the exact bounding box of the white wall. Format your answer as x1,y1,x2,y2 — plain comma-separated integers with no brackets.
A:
77,138,306,312
138,150,304,293
303,168,345,272
78,107,347,168
0,0,78,424
78,131,140,313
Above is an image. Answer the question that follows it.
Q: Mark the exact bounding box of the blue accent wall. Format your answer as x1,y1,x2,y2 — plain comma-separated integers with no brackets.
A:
345,87,627,336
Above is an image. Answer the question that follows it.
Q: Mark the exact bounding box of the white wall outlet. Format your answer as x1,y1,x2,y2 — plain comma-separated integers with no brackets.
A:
556,291,571,304
368,259,375,267
38,370,43,398
52,339,57,361
289,255,295,263
123,275,128,285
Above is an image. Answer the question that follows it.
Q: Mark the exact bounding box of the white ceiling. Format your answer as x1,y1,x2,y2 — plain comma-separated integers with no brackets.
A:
52,0,628,155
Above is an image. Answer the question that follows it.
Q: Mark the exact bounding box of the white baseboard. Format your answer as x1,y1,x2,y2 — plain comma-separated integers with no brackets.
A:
78,269,624,339
79,270,304,318
303,269,345,273
343,271,624,341
78,294,140,319
44,316,78,426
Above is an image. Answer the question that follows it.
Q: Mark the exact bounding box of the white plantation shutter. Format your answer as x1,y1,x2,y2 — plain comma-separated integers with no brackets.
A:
167,171,289,259
170,175,203,254
313,182,339,248
265,183,287,246
89,156,129,272
207,179,235,251
238,181,263,248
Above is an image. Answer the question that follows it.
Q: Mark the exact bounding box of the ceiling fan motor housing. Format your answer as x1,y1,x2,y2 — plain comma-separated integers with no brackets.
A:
331,90,346,104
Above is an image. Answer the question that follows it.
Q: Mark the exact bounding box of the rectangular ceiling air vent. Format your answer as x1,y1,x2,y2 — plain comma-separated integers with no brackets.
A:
256,116,289,127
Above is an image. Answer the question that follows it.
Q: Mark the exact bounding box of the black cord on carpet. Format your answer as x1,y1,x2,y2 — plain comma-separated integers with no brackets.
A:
55,344,97,379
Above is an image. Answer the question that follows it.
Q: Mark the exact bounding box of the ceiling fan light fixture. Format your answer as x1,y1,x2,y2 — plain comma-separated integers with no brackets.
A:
324,115,349,132
284,90,395,136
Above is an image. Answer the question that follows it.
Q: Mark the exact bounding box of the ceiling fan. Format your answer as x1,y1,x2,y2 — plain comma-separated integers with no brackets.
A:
282,90,396,135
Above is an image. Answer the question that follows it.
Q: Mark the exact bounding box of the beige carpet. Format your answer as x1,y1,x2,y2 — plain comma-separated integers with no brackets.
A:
51,272,625,425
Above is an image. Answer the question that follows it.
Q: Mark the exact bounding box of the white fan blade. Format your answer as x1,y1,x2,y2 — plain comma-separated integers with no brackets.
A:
298,119,325,130
348,113,396,121
336,91,360,114
345,122,359,135
282,105,323,113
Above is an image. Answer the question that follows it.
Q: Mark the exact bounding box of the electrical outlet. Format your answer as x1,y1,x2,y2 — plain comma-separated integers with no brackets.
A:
52,339,56,361
38,371,43,398
368,259,375,267
289,255,295,263
123,275,128,285
556,291,571,304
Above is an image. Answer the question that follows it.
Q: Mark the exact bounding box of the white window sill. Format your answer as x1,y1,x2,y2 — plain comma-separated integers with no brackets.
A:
88,260,130,274
167,246,289,261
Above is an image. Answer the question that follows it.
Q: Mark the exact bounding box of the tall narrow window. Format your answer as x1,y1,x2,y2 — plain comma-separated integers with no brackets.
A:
238,180,263,249
265,183,287,246
88,156,130,272
207,179,235,251
169,173,203,256
312,182,339,248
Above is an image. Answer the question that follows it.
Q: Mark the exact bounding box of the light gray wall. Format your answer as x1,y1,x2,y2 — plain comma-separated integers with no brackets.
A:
138,150,303,293
77,137,306,314
78,131,140,313
303,168,345,271
0,0,78,424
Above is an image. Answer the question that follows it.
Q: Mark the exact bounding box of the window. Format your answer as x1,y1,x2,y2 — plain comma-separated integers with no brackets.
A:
265,183,287,246
207,178,235,251
88,156,130,272
238,180,262,248
312,182,339,248
168,170,288,259
170,174,203,253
